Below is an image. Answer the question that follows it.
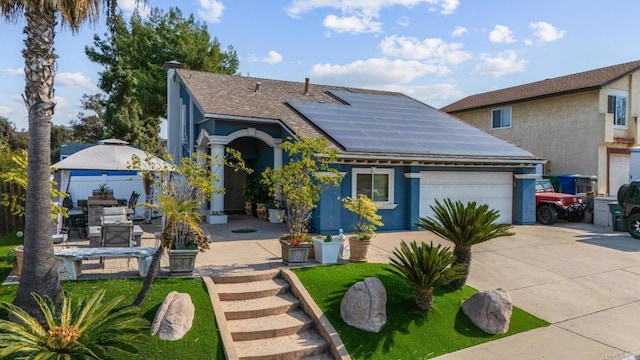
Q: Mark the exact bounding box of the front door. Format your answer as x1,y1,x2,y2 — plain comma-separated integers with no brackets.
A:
224,166,246,213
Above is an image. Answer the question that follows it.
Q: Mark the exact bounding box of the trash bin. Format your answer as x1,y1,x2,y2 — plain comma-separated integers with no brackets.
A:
557,174,578,194
608,202,626,231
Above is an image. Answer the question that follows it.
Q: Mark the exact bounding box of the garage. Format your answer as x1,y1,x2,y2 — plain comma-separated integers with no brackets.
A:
419,171,513,224
609,153,629,196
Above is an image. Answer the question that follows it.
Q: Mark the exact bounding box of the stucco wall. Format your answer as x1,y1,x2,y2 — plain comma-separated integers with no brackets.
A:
454,91,602,176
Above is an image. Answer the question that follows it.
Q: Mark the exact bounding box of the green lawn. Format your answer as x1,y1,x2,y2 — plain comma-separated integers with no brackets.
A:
293,263,549,360
0,233,22,280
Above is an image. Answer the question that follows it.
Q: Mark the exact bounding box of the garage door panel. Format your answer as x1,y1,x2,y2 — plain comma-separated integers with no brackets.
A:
420,172,513,224
609,154,629,196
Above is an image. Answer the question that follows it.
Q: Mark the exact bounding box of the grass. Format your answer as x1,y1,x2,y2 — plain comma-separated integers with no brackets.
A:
0,233,22,280
293,263,549,360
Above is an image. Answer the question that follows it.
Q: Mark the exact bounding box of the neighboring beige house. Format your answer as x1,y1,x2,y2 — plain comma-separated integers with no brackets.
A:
442,60,640,196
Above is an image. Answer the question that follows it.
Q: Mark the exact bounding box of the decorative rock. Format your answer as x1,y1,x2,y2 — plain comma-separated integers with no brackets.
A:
340,277,387,332
462,288,513,334
151,291,195,340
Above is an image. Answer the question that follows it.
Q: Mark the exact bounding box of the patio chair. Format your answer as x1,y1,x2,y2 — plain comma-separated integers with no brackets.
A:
101,206,128,224
127,191,140,218
100,222,134,266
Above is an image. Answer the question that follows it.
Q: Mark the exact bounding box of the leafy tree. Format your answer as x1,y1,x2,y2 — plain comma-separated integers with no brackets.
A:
50,123,72,162
0,290,148,358
342,193,383,241
0,0,109,321
70,93,106,143
0,116,27,151
86,6,239,153
387,241,465,312
416,199,514,290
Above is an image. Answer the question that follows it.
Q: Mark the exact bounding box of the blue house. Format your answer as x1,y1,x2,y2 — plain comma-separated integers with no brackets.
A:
164,61,543,232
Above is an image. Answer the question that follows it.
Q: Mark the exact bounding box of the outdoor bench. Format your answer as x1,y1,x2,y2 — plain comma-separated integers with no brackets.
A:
54,247,157,280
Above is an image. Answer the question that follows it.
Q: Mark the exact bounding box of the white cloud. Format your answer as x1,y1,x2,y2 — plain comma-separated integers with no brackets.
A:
56,72,98,92
397,16,410,27
451,26,467,37
197,0,225,24
310,58,443,87
379,35,471,66
489,25,515,44
471,50,527,78
0,105,14,115
2,67,23,75
118,0,150,17
530,21,565,42
259,51,283,64
323,14,382,33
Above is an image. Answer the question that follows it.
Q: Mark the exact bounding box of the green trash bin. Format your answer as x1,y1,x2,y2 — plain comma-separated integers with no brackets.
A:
608,202,626,231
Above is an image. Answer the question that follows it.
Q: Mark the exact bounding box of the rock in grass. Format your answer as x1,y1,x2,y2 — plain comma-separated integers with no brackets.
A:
151,291,195,340
340,277,387,332
462,288,512,334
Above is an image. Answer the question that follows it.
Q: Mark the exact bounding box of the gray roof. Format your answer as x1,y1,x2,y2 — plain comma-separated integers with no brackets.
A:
177,70,539,163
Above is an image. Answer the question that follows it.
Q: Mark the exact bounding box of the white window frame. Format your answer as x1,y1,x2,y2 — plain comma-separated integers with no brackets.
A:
352,168,396,209
608,89,628,129
180,103,187,144
491,107,512,129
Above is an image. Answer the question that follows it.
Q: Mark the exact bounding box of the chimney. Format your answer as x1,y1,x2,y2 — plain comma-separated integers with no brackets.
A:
304,78,310,95
255,81,261,92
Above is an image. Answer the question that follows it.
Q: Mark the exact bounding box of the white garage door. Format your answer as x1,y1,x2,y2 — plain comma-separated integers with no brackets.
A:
419,171,513,224
609,154,629,196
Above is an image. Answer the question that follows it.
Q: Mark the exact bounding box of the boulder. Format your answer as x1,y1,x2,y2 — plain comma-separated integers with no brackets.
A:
340,277,387,332
462,288,512,334
151,291,195,340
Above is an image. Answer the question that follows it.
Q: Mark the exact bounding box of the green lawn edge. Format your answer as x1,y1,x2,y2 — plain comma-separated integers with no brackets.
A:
293,263,549,360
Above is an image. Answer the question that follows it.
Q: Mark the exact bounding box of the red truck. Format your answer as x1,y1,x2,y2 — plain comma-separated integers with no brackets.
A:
535,179,586,225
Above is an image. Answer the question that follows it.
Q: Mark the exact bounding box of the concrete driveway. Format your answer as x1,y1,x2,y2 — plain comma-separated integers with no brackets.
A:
179,216,640,359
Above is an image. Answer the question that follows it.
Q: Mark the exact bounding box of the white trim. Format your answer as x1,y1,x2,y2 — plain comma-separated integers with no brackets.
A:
513,174,538,179
209,127,282,147
352,167,395,205
608,89,629,129
180,103,187,144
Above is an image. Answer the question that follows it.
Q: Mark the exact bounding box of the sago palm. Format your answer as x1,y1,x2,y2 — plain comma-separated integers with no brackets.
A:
0,289,148,358
387,240,465,312
417,198,514,290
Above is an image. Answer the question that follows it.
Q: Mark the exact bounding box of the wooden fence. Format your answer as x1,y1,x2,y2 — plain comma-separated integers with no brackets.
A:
0,181,25,237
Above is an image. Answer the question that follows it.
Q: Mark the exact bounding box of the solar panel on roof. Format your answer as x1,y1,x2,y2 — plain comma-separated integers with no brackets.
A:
287,90,534,158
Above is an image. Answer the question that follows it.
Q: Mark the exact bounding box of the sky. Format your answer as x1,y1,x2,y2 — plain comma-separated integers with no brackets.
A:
1,0,639,138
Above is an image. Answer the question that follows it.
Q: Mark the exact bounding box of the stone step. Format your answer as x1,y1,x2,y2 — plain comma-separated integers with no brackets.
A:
221,292,300,320
212,269,280,284
216,277,289,301
234,330,328,360
227,309,313,341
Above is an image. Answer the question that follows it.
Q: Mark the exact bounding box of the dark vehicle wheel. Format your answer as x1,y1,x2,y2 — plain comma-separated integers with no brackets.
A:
618,184,630,207
567,213,584,222
537,205,558,225
628,213,640,239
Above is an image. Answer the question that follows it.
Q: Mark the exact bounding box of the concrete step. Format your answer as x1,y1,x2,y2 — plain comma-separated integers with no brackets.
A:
212,269,279,284
227,309,313,341
221,292,300,320
216,277,290,301
234,330,328,360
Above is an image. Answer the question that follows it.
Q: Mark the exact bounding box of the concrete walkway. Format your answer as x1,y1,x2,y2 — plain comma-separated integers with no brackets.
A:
10,215,640,359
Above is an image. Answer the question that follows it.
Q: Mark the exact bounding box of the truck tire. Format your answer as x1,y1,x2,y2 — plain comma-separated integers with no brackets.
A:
537,205,558,225
618,184,629,207
628,213,640,239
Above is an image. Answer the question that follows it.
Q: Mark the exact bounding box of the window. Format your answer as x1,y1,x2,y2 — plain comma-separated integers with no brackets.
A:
491,107,511,129
180,103,187,144
608,90,628,127
352,168,394,206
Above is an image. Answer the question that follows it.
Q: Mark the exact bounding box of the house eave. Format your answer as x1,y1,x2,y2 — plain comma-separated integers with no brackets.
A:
333,153,544,167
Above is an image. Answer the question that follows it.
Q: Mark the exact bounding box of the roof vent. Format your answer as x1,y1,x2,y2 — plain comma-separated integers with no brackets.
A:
304,78,310,95
255,81,262,92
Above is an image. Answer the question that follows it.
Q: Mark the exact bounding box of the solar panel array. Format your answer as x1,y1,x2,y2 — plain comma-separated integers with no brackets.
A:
287,91,533,157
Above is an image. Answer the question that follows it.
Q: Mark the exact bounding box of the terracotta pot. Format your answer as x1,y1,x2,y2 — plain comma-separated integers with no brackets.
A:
349,236,370,262
244,201,254,216
256,203,268,220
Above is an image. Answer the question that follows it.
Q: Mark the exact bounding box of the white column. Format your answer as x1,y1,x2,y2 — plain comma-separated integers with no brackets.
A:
273,143,283,169
209,143,227,224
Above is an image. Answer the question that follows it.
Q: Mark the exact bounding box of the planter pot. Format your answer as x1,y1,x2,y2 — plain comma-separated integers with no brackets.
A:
349,236,370,262
280,240,312,265
13,248,24,277
268,209,285,223
244,201,254,216
313,239,342,264
256,203,268,220
169,249,199,275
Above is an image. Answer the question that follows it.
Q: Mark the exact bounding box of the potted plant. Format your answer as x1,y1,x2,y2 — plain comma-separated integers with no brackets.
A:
342,193,383,262
242,178,258,216
166,220,209,275
267,198,286,224
313,234,342,264
254,179,270,220
5,245,24,277
93,184,113,198
262,136,344,265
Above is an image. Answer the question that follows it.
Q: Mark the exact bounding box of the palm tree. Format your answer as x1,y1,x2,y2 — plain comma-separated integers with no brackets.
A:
416,198,514,290
387,240,465,312
0,0,107,320
0,290,148,358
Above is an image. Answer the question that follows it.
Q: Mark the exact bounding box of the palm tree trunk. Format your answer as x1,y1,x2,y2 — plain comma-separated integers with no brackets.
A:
450,245,472,290
414,287,434,312
133,245,165,306
13,3,63,321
